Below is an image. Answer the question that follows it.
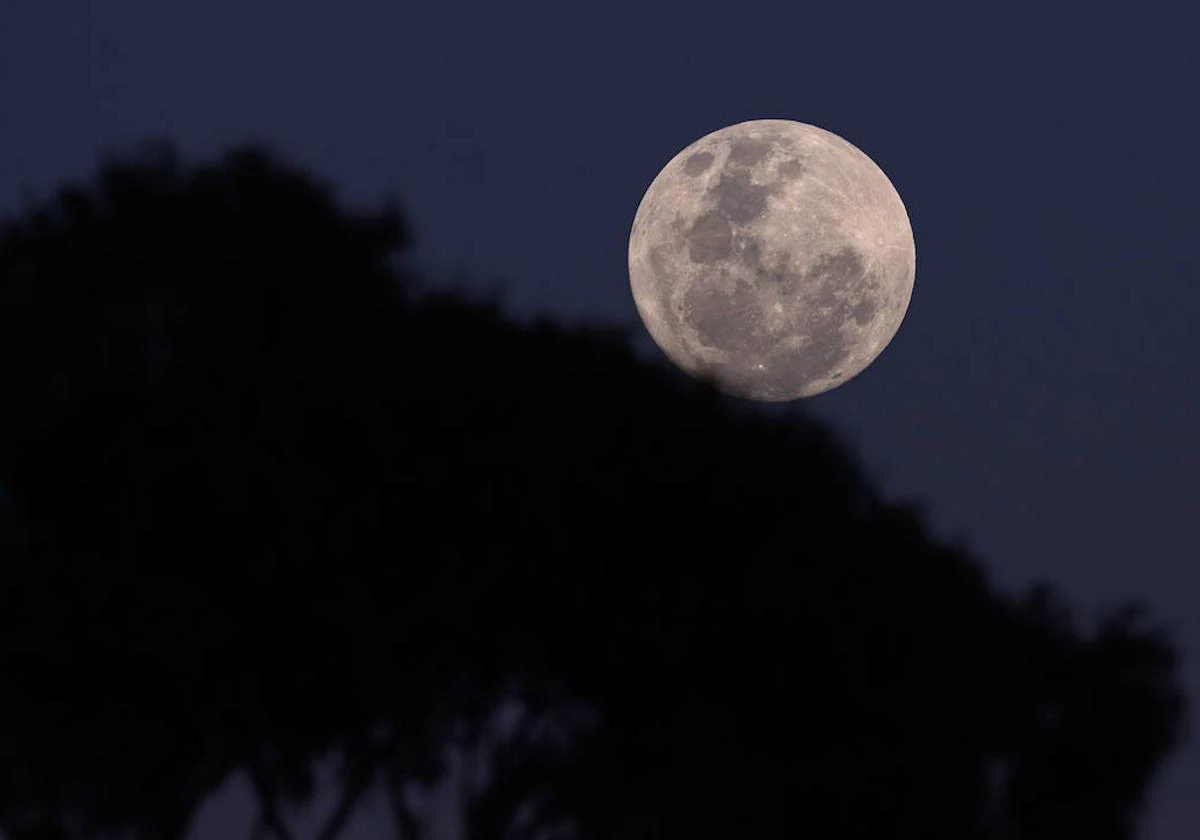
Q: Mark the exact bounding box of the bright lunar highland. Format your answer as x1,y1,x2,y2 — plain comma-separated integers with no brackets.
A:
628,119,915,400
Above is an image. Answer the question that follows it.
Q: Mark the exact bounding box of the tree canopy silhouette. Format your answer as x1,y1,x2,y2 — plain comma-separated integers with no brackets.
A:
0,142,1186,840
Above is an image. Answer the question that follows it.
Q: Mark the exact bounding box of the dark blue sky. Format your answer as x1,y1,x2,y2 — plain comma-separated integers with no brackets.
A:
2,2,1197,837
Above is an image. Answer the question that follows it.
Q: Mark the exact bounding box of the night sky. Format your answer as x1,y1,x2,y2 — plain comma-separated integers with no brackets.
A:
2,2,1197,838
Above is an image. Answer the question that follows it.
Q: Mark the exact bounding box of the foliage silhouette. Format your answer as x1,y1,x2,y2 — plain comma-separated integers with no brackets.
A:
0,142,1186,840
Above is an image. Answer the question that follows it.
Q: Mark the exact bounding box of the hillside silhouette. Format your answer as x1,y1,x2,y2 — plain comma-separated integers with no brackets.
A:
0,142,1186,840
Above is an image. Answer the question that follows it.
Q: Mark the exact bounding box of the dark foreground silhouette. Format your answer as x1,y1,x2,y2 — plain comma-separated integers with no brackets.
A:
0,143,1186,840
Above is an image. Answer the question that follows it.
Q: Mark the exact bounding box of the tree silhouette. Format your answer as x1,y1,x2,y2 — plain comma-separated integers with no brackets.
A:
0,142,1186,840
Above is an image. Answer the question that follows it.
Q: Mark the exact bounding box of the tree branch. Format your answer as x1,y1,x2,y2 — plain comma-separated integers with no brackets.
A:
313,748,380,840
246,761,298,840
384,759,423,840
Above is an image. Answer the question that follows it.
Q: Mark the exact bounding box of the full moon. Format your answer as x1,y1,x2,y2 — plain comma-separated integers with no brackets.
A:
628,119,915,401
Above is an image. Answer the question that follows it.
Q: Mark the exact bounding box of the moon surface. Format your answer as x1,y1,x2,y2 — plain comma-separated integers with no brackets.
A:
628,119,915,401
